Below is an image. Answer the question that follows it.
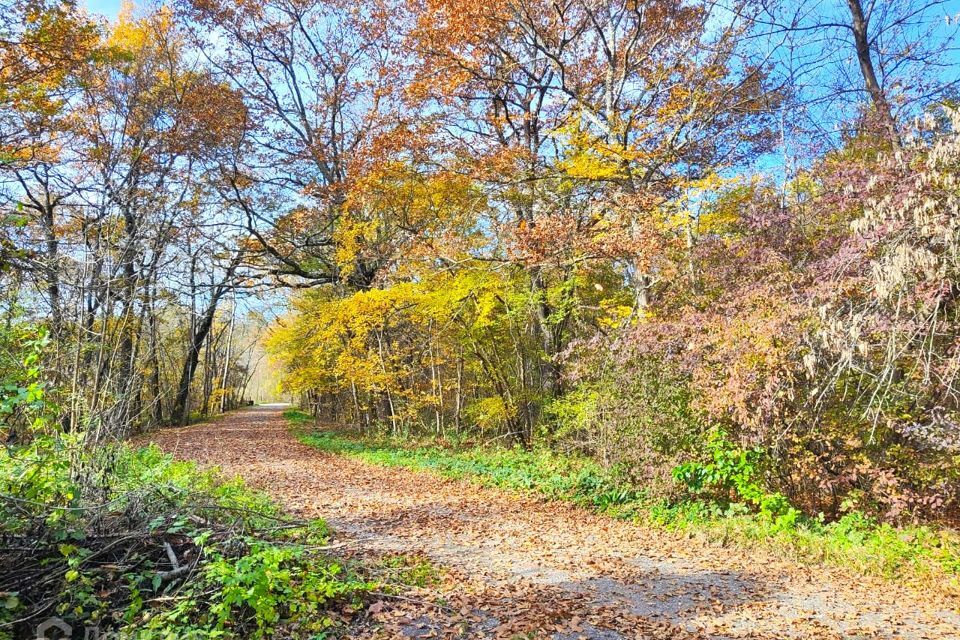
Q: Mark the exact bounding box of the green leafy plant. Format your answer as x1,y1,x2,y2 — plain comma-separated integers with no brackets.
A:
672,428,799,525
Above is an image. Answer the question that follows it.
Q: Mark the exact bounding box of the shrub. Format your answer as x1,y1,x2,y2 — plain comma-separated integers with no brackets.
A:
672,428,800,526
556,354,706,500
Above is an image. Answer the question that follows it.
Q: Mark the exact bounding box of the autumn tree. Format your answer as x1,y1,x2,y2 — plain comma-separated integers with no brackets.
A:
402,0,779,438
756,0,960,145
178,0,429,290
1,2,256,439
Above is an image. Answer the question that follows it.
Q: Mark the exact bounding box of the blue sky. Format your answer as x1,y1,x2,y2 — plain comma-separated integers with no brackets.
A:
83,0,122,19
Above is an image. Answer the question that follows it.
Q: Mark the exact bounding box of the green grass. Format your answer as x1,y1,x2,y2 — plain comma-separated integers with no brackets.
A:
288,410,960,594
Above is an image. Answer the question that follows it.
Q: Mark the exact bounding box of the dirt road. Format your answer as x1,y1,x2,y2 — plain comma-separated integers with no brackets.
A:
148,405,960,640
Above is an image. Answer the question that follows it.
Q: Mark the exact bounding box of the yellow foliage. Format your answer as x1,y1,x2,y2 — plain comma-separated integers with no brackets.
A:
107,2,173,53
335,161,483,279
664,173,756,238
554,115,641,182
265,264,526,408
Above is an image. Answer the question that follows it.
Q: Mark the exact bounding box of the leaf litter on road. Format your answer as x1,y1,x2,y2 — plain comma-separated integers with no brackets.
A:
147,406,960,640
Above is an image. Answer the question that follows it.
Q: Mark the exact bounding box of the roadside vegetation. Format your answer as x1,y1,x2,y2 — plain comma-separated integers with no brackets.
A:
1,422,374,638
0,322,389,639
290,410,960,594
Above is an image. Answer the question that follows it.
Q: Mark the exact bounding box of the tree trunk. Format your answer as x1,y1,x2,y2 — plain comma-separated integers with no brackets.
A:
173,302,219,426
172,255,241,426
219,298,236,413
846,0,900,145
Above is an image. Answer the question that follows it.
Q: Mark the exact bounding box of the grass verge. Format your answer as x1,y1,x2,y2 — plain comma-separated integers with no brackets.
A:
288,410,960,595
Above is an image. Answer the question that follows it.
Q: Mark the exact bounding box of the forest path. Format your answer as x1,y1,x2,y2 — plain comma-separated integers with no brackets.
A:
148,405,959,640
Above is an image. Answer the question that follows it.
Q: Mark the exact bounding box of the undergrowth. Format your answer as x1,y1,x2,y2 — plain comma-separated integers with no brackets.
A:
288,410,960,593
0,438,374,639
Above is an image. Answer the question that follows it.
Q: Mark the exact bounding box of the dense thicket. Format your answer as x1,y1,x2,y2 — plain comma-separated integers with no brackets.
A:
3,0,960,529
